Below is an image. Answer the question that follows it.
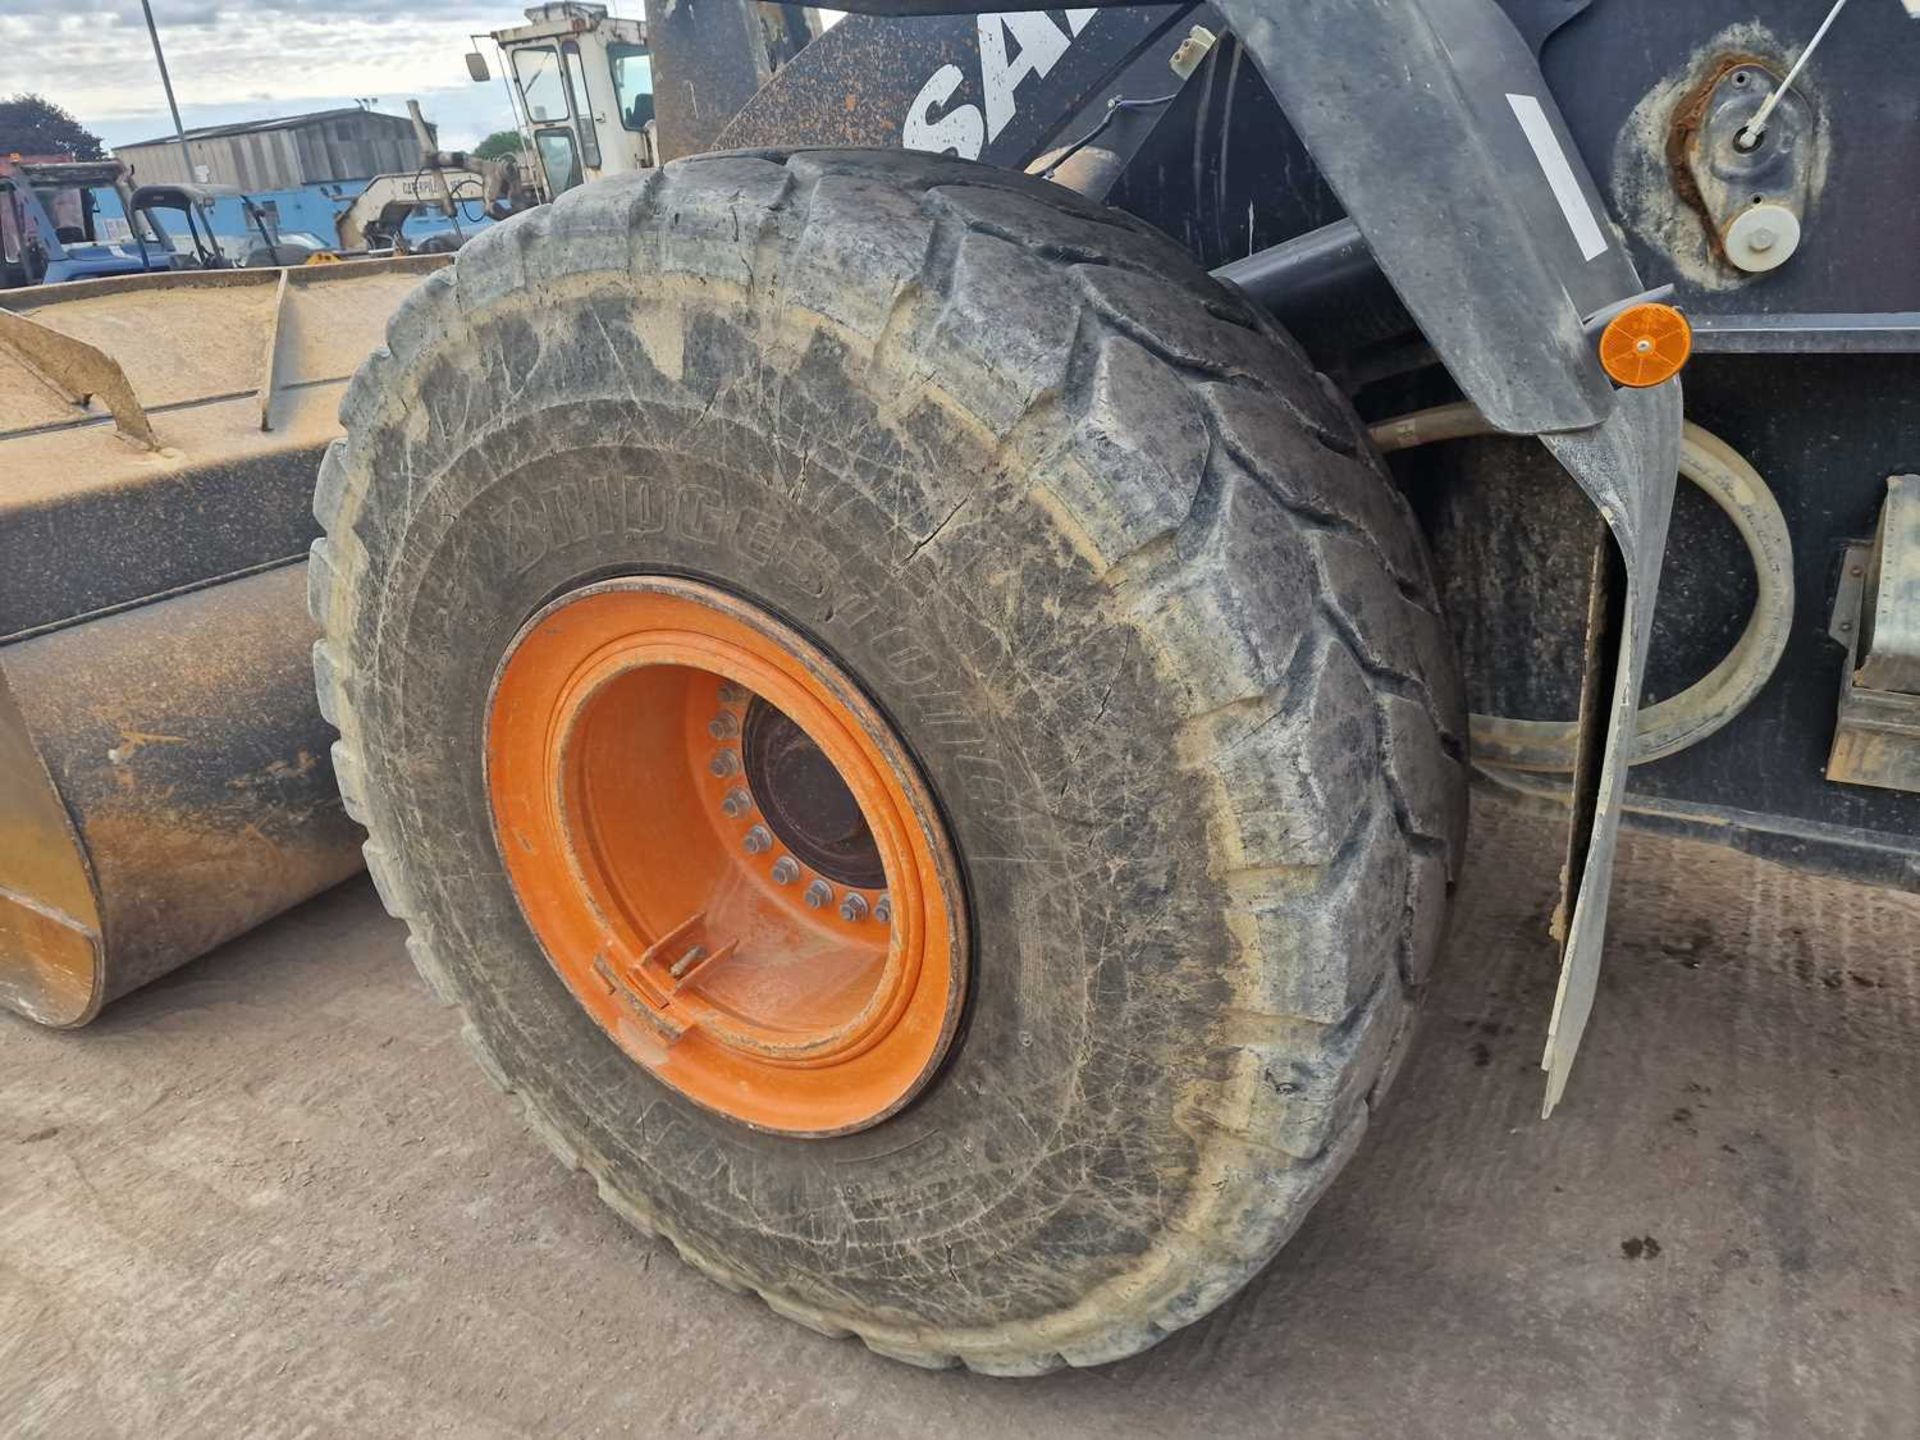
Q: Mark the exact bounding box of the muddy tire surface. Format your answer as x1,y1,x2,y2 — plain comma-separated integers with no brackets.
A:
309,148,1467,1373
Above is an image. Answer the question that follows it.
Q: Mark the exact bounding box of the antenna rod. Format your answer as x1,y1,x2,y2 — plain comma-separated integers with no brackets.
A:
138,0,199,181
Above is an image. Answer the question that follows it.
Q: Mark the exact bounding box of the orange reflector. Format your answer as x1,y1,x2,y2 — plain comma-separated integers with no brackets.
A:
1598,302,1693,388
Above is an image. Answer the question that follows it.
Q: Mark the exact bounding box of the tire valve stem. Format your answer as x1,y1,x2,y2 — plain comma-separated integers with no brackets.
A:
770,855,800,885
669,945,707,980
804,879,833,909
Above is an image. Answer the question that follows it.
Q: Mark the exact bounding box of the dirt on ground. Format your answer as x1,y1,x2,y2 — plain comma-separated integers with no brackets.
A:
3,793,1917,1439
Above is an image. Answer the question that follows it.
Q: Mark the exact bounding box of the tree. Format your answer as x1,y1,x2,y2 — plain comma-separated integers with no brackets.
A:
0,94,107,161
472,129,525,161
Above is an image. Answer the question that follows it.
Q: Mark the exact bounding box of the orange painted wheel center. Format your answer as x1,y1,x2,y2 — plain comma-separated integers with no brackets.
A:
485,578,967,1136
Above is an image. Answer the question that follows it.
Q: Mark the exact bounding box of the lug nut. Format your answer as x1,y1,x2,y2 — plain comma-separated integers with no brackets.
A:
743,825,772,855
770,856,800,885
717,682,749,704
709,749,740,777
721,787,753,818
804,879,833,909
873,894,892,925
709,712,740,739
839,893,869,923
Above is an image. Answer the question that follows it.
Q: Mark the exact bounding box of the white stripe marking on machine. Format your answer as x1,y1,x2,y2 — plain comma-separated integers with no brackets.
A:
1505,92,1609,262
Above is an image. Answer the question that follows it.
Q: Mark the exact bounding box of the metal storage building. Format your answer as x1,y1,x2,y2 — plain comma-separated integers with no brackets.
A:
112,108,437,190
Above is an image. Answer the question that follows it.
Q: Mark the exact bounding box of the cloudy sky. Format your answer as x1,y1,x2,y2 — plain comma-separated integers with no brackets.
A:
0,0,604,150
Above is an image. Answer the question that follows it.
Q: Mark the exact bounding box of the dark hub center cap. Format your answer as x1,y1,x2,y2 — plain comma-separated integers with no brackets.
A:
741,695,887,889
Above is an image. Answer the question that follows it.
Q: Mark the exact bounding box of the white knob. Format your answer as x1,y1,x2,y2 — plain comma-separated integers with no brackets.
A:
1723,203,1801,274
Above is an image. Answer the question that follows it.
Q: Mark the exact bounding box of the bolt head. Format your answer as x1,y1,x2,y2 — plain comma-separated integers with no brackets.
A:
709,749,740,777
716,682,749,704
708,712,740,740
838,893,869,923
873,894,892,925
721,787,753,818
1747,226,1777,253
743,825,772,855
770,856,800,885
804,879,833,909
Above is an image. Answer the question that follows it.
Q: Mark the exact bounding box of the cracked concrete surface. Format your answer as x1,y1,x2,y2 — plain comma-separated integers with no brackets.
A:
3,793,1916,1438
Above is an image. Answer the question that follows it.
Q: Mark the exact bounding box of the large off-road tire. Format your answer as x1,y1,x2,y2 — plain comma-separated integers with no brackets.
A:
310,148,1467,1373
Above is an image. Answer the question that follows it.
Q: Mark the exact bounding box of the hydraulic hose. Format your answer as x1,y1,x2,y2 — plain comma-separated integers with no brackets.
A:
1370,402,1795,771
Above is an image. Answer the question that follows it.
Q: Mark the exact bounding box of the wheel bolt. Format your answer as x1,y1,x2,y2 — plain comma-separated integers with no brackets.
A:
721,787,753,818
717,682,749,704
743,825,772,855
804,879,833,909
839,893,869,923
770,856,800,885
709,712,740,739
709,749,740,777
873,894,891,925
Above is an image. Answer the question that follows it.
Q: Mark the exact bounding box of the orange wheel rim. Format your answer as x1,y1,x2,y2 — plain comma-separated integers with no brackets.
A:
485,577,967,1136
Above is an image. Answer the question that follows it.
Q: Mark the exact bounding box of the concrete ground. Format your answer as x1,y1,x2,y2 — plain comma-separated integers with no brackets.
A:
3,794,1917,1439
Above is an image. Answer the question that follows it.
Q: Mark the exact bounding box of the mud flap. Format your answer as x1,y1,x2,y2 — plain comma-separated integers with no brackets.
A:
1537,382,1683,1114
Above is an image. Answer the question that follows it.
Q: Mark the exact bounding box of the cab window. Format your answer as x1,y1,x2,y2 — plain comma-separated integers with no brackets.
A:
535,129,583,195
563,41,602,169
608,44,654,131
513,46,570,124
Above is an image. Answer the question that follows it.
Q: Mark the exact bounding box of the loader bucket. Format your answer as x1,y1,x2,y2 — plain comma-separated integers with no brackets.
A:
0,257,448,1026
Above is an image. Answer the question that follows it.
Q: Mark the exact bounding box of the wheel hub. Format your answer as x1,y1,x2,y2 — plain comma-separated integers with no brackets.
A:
740,696,887,891
484,577,966,1137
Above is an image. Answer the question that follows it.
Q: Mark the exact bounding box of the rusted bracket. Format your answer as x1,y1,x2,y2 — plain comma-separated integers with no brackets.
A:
0,307,157,450
1677,60,1816,274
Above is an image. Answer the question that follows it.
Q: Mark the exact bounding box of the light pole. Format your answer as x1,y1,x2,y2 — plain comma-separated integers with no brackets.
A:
137,0,198,182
